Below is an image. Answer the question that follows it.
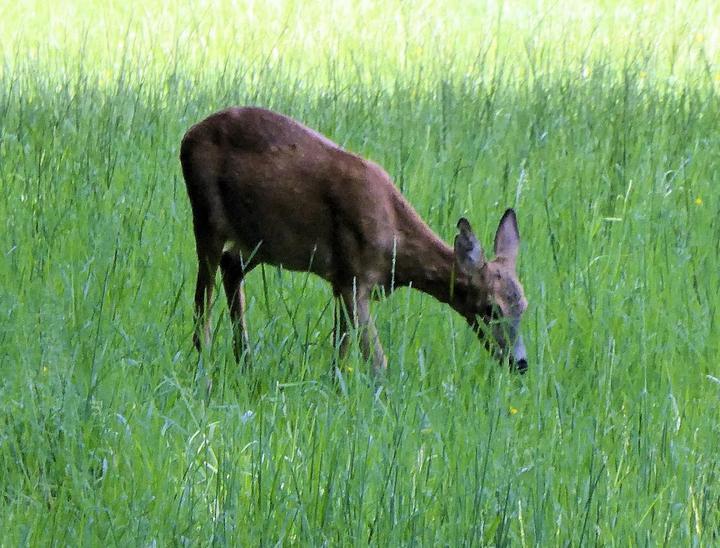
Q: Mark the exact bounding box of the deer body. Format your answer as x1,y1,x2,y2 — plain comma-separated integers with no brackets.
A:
180,107,528,374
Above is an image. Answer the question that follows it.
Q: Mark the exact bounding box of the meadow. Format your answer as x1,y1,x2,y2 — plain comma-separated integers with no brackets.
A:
1,0,719,544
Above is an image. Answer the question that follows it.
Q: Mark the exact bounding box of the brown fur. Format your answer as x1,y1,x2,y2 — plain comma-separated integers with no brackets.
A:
180,107,528,374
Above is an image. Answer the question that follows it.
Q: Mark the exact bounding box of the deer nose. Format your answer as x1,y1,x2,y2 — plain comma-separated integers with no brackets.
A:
512,358,528,374
511,333,527,374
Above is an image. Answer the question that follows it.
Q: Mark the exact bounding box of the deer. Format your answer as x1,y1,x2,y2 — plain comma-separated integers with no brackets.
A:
180,107,528,376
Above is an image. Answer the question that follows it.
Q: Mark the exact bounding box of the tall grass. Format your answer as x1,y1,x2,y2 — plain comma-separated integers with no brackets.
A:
1,1,719,544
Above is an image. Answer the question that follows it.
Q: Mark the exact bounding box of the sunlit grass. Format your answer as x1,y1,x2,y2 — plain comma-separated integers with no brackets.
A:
4,0,720,86
1,0,719,544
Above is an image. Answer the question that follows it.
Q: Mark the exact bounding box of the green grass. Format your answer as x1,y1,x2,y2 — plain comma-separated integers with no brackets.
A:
1,0,720,544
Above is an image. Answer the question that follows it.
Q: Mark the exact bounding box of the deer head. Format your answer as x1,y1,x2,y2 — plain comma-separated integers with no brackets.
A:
453,209,528,373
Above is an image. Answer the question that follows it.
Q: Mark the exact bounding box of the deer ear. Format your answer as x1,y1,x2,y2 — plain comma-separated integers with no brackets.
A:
494,209,520,266
454,217,485,274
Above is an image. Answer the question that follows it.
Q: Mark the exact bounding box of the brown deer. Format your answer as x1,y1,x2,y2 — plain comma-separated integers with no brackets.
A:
180,107,528,375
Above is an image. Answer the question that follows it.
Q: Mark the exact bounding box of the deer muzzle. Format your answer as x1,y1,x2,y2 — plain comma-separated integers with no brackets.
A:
510,332,528,374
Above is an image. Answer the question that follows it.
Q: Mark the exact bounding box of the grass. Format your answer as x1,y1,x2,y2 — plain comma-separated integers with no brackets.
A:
1,0,719,544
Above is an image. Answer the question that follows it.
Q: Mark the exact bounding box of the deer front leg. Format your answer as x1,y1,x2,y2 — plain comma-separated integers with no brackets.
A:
338,284,387,376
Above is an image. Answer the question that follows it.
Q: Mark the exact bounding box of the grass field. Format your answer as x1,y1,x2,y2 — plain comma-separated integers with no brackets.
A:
1,0,719,544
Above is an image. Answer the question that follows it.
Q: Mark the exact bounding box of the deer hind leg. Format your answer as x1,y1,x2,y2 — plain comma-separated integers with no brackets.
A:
333,288,351,361
337,283,387,376
221,251,254,364
193,232,223,353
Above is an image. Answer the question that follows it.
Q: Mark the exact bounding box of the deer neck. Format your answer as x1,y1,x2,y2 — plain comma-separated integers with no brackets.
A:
393,227,469,311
